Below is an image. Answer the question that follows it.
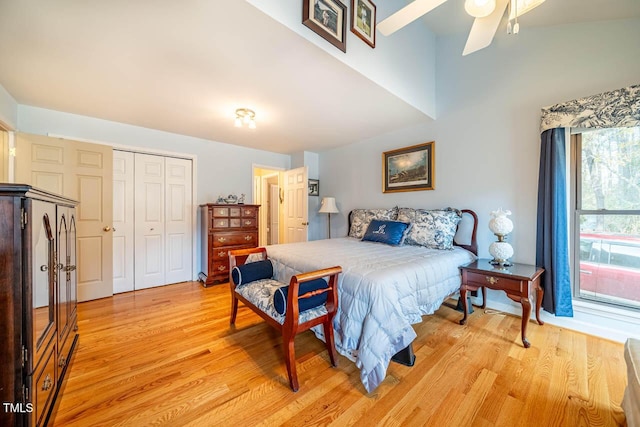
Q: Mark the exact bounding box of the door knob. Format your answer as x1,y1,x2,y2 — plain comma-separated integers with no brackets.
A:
103,226,112,232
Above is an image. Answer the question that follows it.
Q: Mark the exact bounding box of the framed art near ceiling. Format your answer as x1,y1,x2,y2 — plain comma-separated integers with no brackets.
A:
308,179,319,196
382,141,435,193
302,0,347,52
350,0,376,48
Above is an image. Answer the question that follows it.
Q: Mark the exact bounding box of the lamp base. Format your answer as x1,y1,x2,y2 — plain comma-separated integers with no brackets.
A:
489,259,513,267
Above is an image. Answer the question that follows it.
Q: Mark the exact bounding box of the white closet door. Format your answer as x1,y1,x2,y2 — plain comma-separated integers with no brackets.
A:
16,133,114,302
164,157,192,284
113,151,135,293
134,153,165,289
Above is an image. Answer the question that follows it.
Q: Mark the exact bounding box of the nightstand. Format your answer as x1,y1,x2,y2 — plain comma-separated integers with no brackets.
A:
459,259,545,348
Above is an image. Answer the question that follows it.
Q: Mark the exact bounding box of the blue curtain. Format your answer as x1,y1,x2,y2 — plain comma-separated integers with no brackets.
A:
536,128,573,316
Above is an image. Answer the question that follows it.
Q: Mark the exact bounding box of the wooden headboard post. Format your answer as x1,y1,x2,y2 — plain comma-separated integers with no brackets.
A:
457,209,478,255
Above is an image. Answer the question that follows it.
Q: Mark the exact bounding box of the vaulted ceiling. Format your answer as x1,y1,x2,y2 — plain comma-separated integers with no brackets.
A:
0,0,638,154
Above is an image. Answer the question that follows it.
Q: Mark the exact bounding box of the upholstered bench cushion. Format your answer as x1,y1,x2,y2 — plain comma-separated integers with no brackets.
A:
235,279,328,325
623,338,640,427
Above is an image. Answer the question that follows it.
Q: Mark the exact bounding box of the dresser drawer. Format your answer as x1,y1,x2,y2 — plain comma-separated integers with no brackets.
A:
239,217,257,228
32,342,57,427
211,245,256,261
211,232,258,247
242,206,257,218
213,218,230,228
210,260,229,275
466,272,523,293
212,206,242,217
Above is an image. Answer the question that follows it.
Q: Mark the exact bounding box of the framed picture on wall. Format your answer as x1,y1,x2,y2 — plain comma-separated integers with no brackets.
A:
350,0,376,48
382,141,435,193
308,179,319,196
302,0,347,52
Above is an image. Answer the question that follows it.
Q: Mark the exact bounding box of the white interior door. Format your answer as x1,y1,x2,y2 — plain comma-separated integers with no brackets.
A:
113,151,135,293
16,133,113,302
134,153,165,290
283,166,308,243
164,156,192,284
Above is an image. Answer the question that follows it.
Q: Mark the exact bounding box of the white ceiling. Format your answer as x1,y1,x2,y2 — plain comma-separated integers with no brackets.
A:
0,0,639,154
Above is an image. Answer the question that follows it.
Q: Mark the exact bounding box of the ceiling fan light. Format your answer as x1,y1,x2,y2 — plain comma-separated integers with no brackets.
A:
465,0,496,18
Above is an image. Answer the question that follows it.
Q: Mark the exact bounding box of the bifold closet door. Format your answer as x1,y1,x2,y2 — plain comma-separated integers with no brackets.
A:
116,152,193,293
134,153,166,290
164,156,192,285
113,151,135,293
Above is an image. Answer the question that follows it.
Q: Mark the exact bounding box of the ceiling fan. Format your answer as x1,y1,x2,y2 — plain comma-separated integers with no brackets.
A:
377,0,546,56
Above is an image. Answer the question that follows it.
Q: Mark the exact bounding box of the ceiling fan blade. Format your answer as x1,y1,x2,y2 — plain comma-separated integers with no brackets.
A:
462,0,509,56
378,0,449,36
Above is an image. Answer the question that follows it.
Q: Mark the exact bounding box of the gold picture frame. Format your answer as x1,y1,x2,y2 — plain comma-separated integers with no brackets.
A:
382,142,435,193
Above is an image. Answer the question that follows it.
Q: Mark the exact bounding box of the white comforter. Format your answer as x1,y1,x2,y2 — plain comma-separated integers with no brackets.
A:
266,237,476,392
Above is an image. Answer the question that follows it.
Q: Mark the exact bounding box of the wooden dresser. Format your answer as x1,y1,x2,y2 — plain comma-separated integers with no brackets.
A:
0,184,79,426
200,204,260,286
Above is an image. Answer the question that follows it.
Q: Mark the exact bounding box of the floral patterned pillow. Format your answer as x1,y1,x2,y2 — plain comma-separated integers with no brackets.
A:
397,207,462,250
348,207,399,239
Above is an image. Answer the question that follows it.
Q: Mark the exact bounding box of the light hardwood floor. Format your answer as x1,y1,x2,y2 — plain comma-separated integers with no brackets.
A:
52,281,628,426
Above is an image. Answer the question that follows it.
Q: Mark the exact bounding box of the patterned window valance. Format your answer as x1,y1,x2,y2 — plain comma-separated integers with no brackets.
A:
540,84,640,133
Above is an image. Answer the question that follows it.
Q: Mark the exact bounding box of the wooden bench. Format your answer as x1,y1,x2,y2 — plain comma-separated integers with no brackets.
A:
229,247,342,391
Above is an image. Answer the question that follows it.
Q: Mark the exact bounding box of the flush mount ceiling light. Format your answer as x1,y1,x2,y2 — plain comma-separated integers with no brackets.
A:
464,0,496,18
234,108,256,129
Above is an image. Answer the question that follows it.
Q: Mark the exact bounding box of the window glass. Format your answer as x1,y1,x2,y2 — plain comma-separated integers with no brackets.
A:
576,127,640,310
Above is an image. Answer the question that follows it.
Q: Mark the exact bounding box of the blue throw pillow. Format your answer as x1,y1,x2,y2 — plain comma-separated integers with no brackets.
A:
362,219,411,246
273,278,329,315
231,259,273,286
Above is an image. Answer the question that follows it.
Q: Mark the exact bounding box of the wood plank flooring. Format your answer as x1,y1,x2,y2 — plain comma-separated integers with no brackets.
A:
52,281,629,426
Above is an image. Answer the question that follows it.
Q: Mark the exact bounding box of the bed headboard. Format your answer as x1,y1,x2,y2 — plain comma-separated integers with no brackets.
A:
347,208,478,255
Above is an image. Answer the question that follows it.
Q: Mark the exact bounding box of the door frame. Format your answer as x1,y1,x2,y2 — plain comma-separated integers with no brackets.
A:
252,164,285,246
48,133,199,281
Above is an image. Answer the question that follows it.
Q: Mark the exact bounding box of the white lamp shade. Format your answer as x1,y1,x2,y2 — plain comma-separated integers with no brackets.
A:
465,0,496,18
319,197,339,214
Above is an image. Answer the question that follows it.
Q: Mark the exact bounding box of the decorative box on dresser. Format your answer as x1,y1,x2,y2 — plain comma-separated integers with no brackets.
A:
200,204,260,286
0,184,79,427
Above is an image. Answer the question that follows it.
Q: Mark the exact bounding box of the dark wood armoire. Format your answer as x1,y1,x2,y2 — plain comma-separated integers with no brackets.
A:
0,184,79,426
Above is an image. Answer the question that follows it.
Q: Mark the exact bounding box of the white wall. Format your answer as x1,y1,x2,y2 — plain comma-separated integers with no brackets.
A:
17,105,291,203
247,0,437,118
319,18,640,341
17,105,291,273
0,83,17,129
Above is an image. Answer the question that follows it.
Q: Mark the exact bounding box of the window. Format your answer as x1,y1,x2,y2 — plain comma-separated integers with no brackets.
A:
573,127,640,310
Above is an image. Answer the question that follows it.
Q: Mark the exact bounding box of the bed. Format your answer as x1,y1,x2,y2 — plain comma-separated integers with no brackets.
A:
264,207,478,393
